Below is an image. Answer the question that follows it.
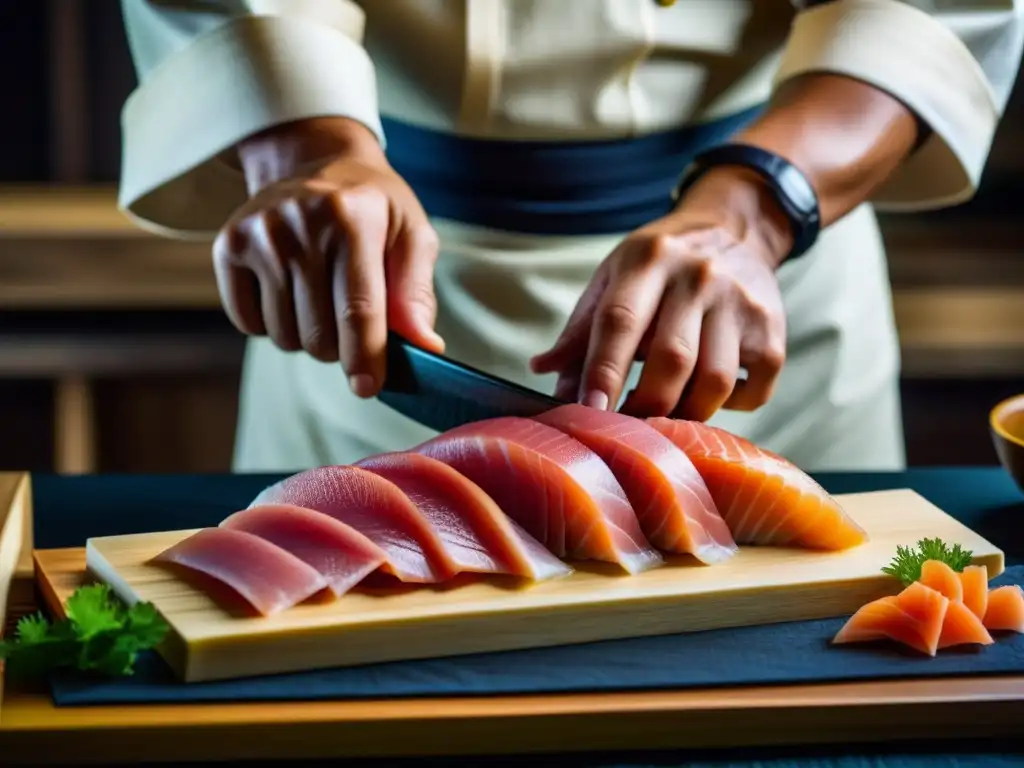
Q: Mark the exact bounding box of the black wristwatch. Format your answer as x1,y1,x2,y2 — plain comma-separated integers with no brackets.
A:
672,143,821,263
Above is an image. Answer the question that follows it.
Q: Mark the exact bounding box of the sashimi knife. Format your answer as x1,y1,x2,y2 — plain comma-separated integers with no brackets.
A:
376,332,564,432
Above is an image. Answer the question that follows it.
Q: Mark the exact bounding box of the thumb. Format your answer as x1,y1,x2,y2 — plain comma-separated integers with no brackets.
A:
384,221,445,353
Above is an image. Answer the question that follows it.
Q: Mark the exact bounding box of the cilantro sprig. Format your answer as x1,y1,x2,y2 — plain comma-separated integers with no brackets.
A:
881,537,974,586
0,584,169,680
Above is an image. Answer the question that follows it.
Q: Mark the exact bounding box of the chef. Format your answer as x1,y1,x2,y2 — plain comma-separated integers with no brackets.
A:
117,0,1022,473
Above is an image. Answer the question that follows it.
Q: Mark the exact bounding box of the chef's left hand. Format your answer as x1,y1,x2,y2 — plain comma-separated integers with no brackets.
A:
530,166,795,422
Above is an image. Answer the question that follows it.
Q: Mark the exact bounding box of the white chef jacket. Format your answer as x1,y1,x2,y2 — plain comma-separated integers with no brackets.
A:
117,0,1023,473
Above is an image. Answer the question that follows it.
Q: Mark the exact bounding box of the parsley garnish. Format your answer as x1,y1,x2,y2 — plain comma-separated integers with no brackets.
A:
881,537,974,586
0,584,168,679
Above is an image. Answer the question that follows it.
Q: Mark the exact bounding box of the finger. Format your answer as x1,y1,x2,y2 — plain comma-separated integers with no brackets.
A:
577,267,666,410
619,286,703,418
553,366,582,402
672,305,740,422
283,197,339,362
529,266,610,374
212,224,266,336
241,210,302,352
384,218,444,353
330,188,390,397
723,337,786,411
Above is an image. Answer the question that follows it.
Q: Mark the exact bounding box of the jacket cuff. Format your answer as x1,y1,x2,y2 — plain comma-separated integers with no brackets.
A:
119,14,384,239
776,0,1000,211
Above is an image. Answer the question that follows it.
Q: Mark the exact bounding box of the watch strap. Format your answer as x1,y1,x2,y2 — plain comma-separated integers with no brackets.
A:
672,143,821,262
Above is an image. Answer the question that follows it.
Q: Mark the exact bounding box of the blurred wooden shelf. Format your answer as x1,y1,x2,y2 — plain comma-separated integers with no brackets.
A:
0,184,138,237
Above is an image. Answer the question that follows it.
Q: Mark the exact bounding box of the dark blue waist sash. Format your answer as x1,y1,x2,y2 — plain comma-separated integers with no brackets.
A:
381,104,763,237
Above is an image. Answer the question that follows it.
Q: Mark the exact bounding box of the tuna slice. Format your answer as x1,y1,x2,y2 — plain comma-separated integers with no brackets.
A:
355,452,572,581
647,418,867,550
251,465,459,583
414,417,663,574
220,503,389,597
534,404,737,564
153,527,328,616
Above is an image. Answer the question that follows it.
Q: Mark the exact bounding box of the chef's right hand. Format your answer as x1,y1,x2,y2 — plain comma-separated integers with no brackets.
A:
212,117,444,398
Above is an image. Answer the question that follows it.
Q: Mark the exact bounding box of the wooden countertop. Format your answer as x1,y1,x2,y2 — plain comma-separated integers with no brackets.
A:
1,185,1021,378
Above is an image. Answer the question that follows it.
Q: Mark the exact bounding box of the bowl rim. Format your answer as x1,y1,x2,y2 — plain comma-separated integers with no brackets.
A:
990,393,1024,449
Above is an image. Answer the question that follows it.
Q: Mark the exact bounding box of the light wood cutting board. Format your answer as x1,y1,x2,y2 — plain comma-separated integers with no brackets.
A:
84,488,1005,683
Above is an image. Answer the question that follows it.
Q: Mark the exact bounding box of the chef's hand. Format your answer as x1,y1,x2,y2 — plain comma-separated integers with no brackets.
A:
212,117,444,398
530,166,794,422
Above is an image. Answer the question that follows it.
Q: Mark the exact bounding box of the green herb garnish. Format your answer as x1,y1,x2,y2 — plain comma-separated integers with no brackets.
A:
0,584,168,680
881,537,974,586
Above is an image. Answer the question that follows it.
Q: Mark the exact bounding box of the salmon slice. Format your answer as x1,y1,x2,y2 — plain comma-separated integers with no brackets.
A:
646,418,867,550
251,466,459,583
832,581,949,656
355,452,572,581
414,417,663,574
153,527,328,616
959,565,989,620
983,585,1024,633
220,503,388,597
534,404,737,564
937,600,994,649
918,559,963,602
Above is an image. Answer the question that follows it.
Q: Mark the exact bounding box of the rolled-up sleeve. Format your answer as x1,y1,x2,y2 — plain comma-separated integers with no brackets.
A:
118,0,383,239
781,0,1024,211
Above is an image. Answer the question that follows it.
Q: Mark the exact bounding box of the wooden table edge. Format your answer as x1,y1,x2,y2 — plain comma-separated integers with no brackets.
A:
1,545,1022,763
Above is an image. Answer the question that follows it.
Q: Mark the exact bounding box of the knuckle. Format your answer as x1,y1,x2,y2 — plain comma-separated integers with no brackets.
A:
339,296,379,327
333,185,388,222
586,359,625,394
413,224,441,256
690,255,718,292
624,232,674,270
406,282,437,312
760,341,787,373
597,302,640,338
654,338,696,377
703,367,736,397
302,326,337,362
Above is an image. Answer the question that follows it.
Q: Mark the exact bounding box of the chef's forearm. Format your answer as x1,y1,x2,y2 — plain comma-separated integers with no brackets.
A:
234,117,384,195
735,72,923,227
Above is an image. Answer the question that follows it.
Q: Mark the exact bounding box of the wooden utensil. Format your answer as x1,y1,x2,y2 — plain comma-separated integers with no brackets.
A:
81,488,1004,683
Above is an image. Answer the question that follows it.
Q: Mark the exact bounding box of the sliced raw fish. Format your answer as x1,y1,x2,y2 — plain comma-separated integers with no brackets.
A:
918,559,963,602
534,404,736,564
414,417,663,574
983,585,1024,633
832,581,948,656
220,503,388,596
937,600,994,649
153,527,327,616
356,452,571,581
647,418,867,550
959,565,990,620
251,466,459,583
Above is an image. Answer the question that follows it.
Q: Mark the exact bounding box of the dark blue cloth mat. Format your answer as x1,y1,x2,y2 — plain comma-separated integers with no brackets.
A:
49,566,1024,707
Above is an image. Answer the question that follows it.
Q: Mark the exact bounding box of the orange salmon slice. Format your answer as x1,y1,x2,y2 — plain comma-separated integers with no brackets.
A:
646,418,867,550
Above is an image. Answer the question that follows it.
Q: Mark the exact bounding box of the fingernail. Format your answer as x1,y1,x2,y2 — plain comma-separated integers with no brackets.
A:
348,374,376,398
582,390,609,411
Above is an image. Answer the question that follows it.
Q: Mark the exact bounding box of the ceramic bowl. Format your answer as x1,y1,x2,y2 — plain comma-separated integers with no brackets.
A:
990,393,1024,493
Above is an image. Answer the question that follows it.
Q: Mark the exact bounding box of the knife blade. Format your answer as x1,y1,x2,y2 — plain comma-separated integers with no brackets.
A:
376,332,565,433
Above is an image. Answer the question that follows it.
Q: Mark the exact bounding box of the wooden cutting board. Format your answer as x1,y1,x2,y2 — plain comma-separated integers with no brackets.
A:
84,488,1005,683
